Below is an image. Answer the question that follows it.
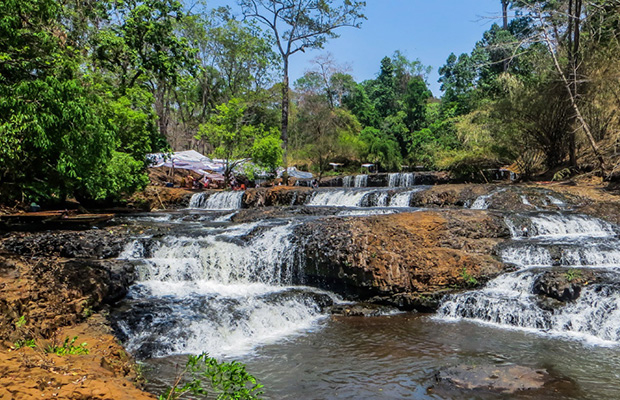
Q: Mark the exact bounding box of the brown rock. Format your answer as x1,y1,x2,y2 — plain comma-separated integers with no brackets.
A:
298,210,509,310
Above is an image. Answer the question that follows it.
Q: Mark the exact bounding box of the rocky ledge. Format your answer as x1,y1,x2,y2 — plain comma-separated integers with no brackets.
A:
295,210,510,311
0,227,151,400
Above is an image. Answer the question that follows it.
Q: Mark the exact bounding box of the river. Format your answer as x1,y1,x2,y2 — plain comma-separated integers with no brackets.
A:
110,180,620,399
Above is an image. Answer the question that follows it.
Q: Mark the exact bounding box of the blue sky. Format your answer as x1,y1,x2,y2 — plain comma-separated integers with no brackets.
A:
204,0,505,96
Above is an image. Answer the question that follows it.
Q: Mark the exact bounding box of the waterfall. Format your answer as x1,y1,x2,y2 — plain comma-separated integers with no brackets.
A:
343,175,368,188
343,176,354,188
389,188,425,207
355,175,368,187
388,173,400,188
189,191,244,210
308,189,374,207
437,212,620,344
116,221,338,358
471,189,504,210
388,173,416,188
307,188,425,208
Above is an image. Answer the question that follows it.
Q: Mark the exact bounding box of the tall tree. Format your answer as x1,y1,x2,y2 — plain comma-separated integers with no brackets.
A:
238,0,366,168
513,0,609,174
502,0,510,30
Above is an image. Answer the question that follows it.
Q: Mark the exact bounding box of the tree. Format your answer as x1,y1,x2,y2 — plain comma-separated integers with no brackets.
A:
439,53,477,113
170,9,279,150
196,98,266,183
251,131,283,174
0,0,154,203
342,83,380,128
511,0,614,175
238,0,366,167
295,93,361,177
359,127,401,171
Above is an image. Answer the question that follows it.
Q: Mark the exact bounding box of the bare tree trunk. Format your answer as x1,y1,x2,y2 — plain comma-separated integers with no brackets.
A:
567,0,577,167
281,57,290,170
502,0,509,71
539,12,606,177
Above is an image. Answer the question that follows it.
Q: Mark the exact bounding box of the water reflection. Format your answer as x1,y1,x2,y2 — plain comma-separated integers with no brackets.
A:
142,314,620,399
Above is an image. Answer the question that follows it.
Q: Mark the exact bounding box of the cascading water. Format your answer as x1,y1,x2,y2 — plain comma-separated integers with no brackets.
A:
189,191,244,210
470,189,506,210
437,212,620,344
388,173,416,187
115,220,339,358
343,175,368,188
355,175,368,187
307,188,426,208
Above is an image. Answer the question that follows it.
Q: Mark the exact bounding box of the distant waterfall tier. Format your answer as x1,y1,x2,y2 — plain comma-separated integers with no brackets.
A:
388,173,416,187
343,175,368,188
500,241,620,269
437,212,620,344
307,188,426,208
504,213,617,239
189,191,244,210
116,220,341,358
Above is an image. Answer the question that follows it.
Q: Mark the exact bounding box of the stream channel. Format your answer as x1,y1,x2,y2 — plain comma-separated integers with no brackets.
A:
111,179,620,399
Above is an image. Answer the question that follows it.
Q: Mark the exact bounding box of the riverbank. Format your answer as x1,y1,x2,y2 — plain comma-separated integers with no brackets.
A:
0,228,154,399
1,180,620,398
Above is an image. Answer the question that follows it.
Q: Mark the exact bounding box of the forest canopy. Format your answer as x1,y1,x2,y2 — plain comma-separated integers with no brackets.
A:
1,0,620,204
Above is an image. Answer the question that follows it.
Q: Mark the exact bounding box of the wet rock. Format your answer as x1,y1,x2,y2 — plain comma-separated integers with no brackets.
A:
0,255,138,341
533,269,599,302
243,187,314,207
407,184,582,211
297,210,508,311
265,289,334,312
435,364,555,394
330,302,394,317
2,229,127,259
378,292,448,313
231,206,341,223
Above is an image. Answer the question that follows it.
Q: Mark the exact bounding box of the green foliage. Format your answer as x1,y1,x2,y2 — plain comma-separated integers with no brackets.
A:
251,130,283,173
46,336,89,356
553,168,573,181
294,93,362,176
160,353,263,400
565,269,582,282
13,339,37,350
15,316,27,328
96,0,197,90
197,98,269,182
359,127,401,171
461,268,479,287
106,87,164,161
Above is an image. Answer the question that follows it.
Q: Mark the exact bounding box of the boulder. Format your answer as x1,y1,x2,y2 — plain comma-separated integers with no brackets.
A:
533,269,599,302
296,210,509,311
435,364,560,394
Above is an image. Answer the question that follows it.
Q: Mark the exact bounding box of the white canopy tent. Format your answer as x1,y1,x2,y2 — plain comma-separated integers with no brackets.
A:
148,150,225,175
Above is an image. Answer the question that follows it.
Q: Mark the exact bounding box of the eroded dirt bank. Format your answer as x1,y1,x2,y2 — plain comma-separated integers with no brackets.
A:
0,228,154,400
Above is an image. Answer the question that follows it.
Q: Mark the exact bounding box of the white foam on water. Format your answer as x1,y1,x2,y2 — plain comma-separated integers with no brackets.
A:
343,175,368,188
500,246,553,268
471,189,506,210
308,189,373,207
117,221,342,358
388,173,416,187
528,214,616,239
189,191,245,210
437,212,620,346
